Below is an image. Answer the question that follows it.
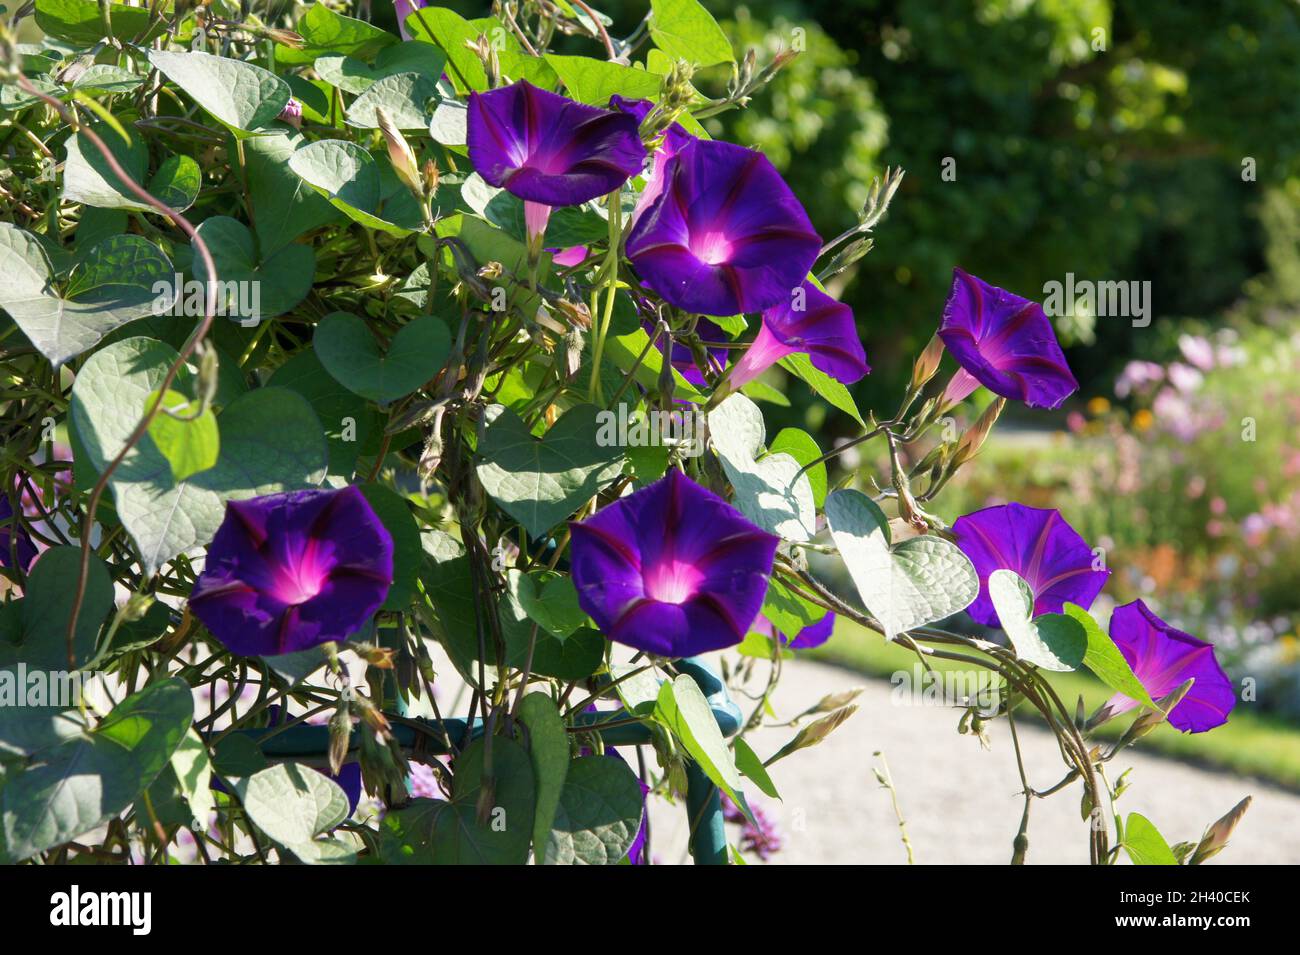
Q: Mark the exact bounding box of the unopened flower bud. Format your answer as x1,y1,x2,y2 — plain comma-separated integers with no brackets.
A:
354,693,393,738
328,698,352,775
376,106,423,200
421,158,440,197
563,327,585,379
1124,678,1195,744
197,341,220,407
265,28,305,49
276,97,303,128
350,641,397,669
122,591,155,623
952,397,1005,468
554,297,592,330
911,334,944,389
1190,796,1251,865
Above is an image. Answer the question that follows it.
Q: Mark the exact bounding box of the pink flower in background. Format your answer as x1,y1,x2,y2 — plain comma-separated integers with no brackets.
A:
1166,362,1203,393
1178,334,1216,371
1114,360,1163,399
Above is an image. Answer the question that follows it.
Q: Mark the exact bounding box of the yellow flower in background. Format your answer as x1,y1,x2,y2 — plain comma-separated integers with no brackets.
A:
1087,396,1110,416
1132,408,1154,431
1279,634,1299,664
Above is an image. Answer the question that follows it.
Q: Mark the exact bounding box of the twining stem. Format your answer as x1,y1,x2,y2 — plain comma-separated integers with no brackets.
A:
14,75,221,669
873,752,915,864
588,187,624,403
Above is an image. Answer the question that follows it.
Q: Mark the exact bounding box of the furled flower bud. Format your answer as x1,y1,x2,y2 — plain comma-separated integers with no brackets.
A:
421,158,440,197
1123,678,1195,745
911,334,945,389
121,591,156,623
276,97,303,128
554,296,592,330
351,641,397,669
328,695,352,775
1190,796,1252,865
376,106,423,200
952,396,1006,468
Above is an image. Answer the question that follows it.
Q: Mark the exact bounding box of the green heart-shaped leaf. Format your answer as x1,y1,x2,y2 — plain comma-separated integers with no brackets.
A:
0,547,113,670
192,216,314,321
288,139,423,236
314,311,451,403
277,2,396,65
517,693,568,862
242,132,343,255
988,569,1087,672
235,762,353,863
62,120,147,210
315,42,448,95
476,404,623,538
71,337,328,574
35,0,169,45
345,71,440,129
147,49,290,134
0,677,193,862
0,224,172,366
145,388,219,482
648,0,735,68
1062,603,1157,708
824,488,978,640
709,393,815,541
508,569,588,637
543,756,645,865
1122,812,1178,865
266,348,382,477
379,737,535,864
654,674,754,824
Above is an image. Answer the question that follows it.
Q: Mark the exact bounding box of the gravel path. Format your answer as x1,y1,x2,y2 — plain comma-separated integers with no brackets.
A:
647,657,1300,865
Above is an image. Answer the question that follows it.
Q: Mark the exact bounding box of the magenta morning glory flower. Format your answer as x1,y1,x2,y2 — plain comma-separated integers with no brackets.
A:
624,138,822,317
727,281,869,389
467,80,644,244
569,468,778,656
189,487,394,657
753,611,836,650
953,502,1108,628
938,268,1078,410
1105,600,1235,733
0,497,37,572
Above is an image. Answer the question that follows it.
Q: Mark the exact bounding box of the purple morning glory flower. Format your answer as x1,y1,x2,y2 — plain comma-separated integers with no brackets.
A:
938,268,1078,410
953,502,1108,628
467,80,645,209
189,487,394,657
727,281,869,389
569,468,778,656
624,138,822,317
753,611,836,650
0,496,38,573
1105,600,1235,733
